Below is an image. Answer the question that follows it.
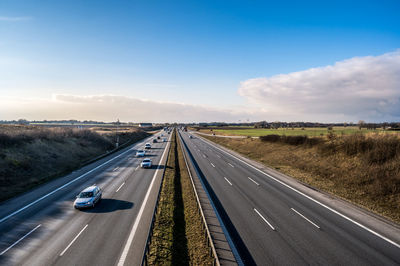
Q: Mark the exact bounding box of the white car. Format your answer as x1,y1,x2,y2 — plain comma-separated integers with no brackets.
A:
136,150,145,157
141,158,152,168
163,138,167,142
145,143,151,149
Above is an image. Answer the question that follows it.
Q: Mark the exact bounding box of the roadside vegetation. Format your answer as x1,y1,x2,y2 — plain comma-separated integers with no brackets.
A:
197,126,397,137
201,132,400,223
147,130,213,265
0,125,150,202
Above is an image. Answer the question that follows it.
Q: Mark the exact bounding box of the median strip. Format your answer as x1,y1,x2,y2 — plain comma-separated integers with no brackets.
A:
145,129,214,265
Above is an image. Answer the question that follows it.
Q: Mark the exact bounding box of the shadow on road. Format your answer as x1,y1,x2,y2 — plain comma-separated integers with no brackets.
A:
80,199,134,213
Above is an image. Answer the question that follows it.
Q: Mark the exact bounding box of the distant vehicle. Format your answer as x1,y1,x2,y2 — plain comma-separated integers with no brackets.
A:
74,185,102,209
161,134,164,137
163,138,167,142
145,143,151,149
136,150,145,157
141,158,152,168
189,135,193,139
153,139,157,143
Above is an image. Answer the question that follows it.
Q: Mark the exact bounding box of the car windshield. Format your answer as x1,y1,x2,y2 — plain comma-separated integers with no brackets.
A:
138,150,144,153
79,192,93,198
143,159,150,163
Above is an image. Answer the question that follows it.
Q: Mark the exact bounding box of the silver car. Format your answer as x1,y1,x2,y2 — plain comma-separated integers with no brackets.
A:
74,185,102,209
140,158,152,168
136,150,146,157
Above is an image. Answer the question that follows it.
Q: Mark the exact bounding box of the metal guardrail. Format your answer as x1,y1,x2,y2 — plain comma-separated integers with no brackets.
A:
177,131,220,266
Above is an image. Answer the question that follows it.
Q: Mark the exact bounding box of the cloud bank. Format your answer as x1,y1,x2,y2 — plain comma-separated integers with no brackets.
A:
239,51,400,122
2,51,399,123
1,94,260,122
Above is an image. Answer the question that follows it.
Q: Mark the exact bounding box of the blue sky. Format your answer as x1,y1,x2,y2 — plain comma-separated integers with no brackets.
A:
1,0,399,122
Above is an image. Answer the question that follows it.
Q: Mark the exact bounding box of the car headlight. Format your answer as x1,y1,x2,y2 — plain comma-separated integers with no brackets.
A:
86,201,92,205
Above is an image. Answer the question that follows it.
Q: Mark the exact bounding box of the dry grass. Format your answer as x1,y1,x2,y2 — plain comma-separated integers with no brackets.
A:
147,130,213,265
147,132,177,264
202,133,400,224
0,125,150,202
177,136,214,265
196,127,398,137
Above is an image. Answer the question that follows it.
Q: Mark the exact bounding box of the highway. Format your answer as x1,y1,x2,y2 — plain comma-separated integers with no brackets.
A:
179,130,400,265
0,131,170,266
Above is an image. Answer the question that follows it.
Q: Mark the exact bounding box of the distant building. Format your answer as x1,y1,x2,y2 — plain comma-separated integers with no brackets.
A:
139,123,153,127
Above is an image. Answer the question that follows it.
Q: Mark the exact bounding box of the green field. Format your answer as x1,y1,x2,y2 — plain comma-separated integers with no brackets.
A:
210,127,391,137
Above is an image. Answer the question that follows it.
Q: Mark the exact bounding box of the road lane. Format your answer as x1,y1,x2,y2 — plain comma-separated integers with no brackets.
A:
181,131,400,265
0,131,171,266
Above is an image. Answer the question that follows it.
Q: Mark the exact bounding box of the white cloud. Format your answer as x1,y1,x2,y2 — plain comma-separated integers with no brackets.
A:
0,94,261,123
238,50,400,122
0,16,32,22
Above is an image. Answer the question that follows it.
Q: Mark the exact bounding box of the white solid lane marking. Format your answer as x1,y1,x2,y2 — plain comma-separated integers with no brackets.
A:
113,167,119,171
0,140,144,224
254,209,275,231
224,177,232,186
60,224,88,256
216,154,221,158
117,136,170,266
248,177,260,186
228,163,234,168
116,182,125,192
199,136,400,249
135,165,140,171
291,208,320,229
211,163,215,168
0,224,41,256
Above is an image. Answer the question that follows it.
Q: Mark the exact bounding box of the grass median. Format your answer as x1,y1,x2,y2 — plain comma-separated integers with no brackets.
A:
147,130,213,265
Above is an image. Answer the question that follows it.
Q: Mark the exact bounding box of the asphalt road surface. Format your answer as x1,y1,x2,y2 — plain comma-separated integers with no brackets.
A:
0,131,170,266
180,130,400,265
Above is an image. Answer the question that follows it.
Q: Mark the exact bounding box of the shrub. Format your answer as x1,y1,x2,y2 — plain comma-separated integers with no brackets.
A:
259,134,280,142
260,134,321,146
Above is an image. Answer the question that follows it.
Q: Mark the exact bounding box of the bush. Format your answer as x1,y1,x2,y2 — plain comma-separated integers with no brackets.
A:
259,134,280,142
341,134,400,164
260,134,321,146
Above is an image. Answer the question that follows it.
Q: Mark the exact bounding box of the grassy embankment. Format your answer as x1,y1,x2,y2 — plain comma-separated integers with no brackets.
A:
202,132,400,224
198,126,394,137
0,125,150,202
147,130,213,265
